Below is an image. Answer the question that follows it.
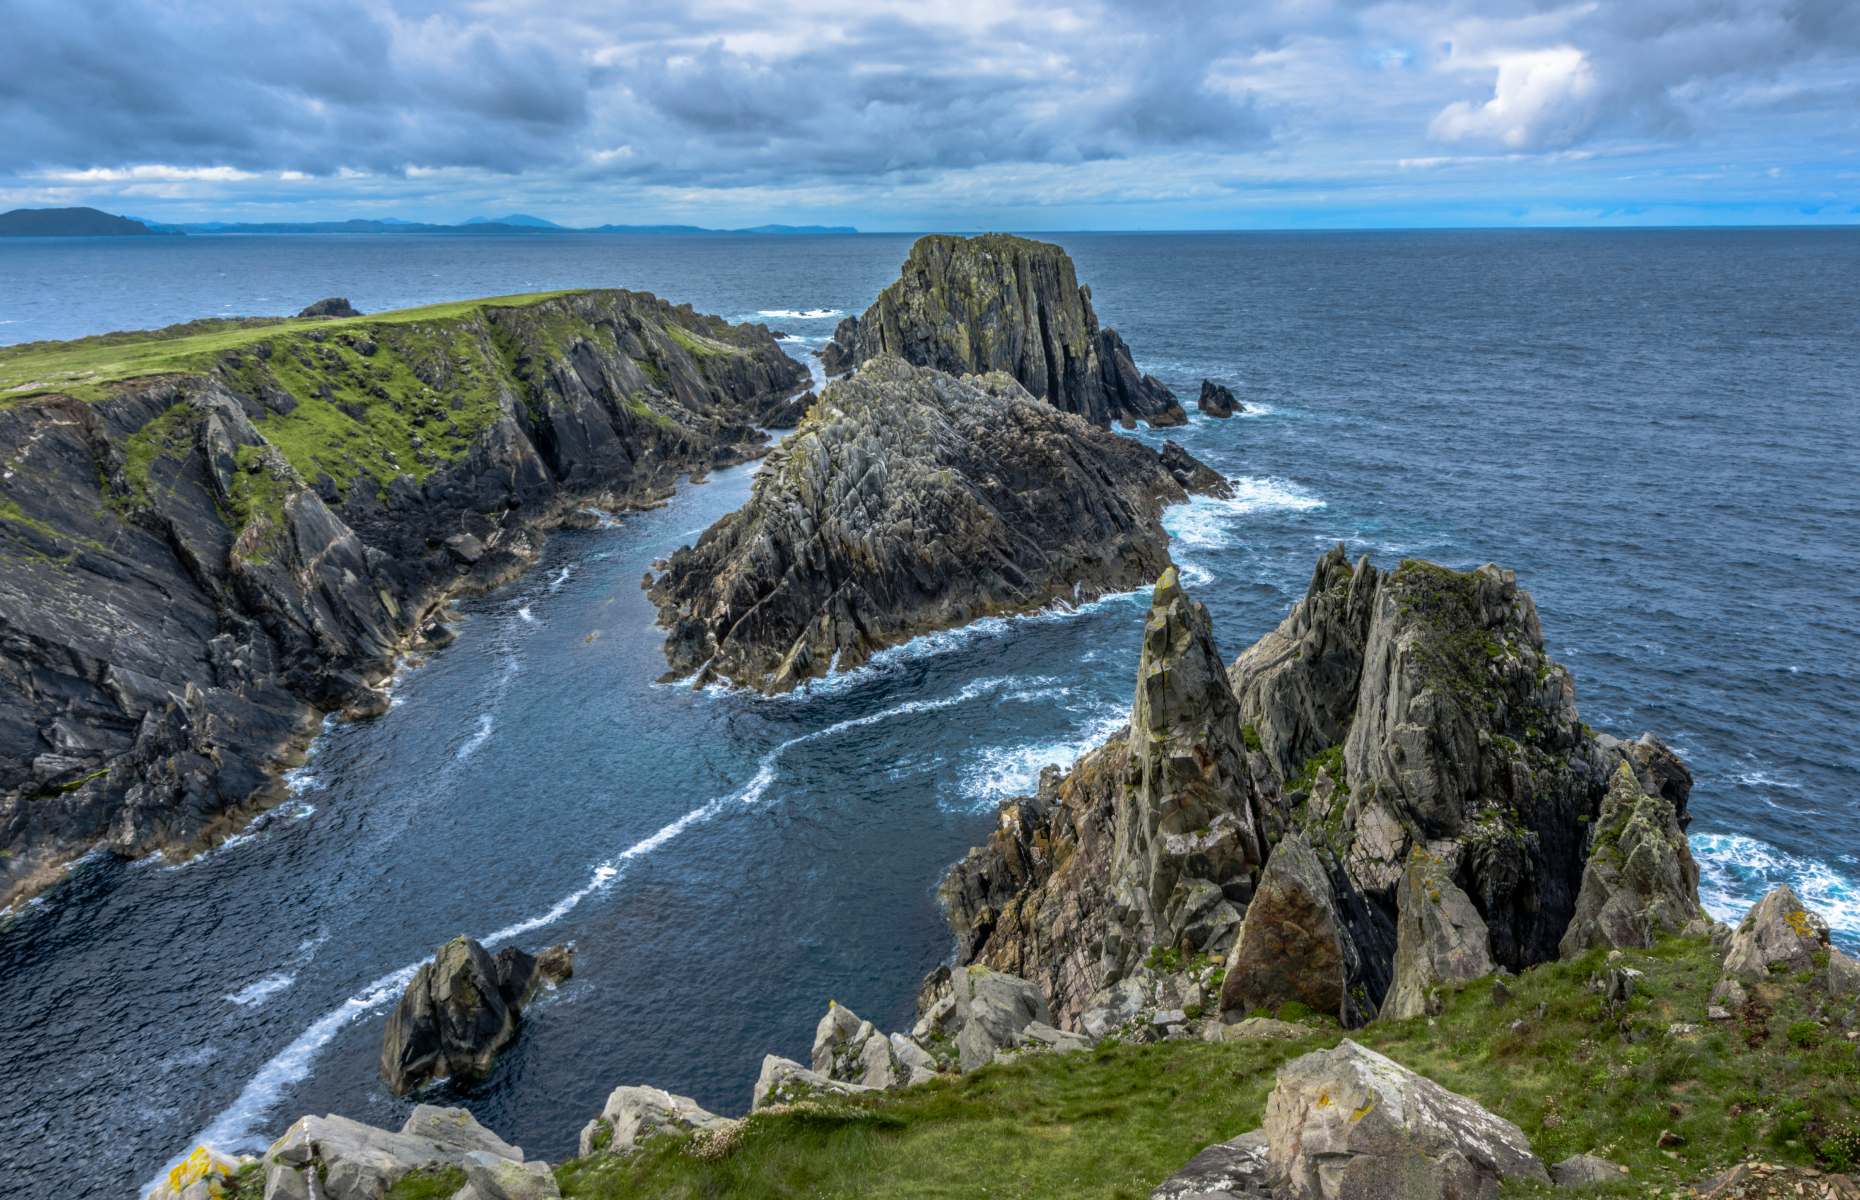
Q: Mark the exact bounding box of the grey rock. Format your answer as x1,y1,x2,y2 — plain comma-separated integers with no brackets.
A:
456,1151,561,1200
1592,966,1643,1004
1208,1016,1312,1042
1560,761,1706,956
1160,441,1235,498
1550,1153,1627,1188
751,1054,876,1110
1723,883,1834,980
1385,848,1496,1020
262,1107,520,1200
1265,1039,1549,1199
1219,834,1353,1023
577,1085,733,1156
1150,1129,1274,1199
647,357,1219,692
1196,379,1242,418
818,233,1185,427
954,964,1054,1072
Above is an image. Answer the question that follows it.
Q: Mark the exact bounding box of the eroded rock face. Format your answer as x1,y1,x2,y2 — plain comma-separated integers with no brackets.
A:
1560,762,1706,956
751,1055,876,1110
1150,1129,1274,1199
1197,379,1241,418
379,936,572,1095
0,290,808,906
1385,848,1497,1020
1218,833,1353,1022
648,356,1221,691
818,234,1186,427
1264,1040,1549,1199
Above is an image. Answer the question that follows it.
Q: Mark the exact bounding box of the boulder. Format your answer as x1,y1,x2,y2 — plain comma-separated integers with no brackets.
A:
577,1085,734,1156
1559,762,1706,956
1197,380,1242,418
298,297,361,318
1208,1016,1313,1043
1550,1154,1628,1188
751,1055,877,1110
1264,1040,1549,1199
1150,1128,1275,1199
456,1151,561,1200
954,964,1055,1071
1384,848,1496,1020
648,357,1223,692
379,936,571,1095
147,1145,255,1200
1722,884,1835,980
808,1000,938,1088
261,1107,521,1200
817,233,1184,426
1219,834,1353,1023
1160,441,1235,498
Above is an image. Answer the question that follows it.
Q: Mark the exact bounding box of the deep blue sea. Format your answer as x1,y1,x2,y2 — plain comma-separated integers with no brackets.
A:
1,230,1856,1196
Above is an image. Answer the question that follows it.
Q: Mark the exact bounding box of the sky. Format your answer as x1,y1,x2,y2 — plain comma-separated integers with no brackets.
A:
3,0,1857,230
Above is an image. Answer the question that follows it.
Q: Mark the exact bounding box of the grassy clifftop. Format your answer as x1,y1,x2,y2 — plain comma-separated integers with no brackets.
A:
544,935,1857,1199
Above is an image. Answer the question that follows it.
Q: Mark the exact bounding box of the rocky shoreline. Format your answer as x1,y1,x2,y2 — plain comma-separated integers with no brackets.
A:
0,290,808,907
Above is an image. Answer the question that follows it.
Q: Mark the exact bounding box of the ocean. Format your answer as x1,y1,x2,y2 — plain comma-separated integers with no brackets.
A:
0,229,1856,1195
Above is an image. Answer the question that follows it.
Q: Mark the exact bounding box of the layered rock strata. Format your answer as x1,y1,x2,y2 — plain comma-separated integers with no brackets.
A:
0,290,807,905
936,547,1687,1029
647,356,1226,691
818,234,1187,427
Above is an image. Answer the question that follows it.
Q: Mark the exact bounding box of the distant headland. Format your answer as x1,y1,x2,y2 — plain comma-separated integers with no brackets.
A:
0,205,858,238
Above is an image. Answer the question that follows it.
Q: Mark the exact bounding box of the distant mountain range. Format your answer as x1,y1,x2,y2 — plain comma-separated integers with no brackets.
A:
0,206,857,237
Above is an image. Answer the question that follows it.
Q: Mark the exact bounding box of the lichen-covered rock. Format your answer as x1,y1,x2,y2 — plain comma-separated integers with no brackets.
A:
1150,1129,1274,1199
1384,847,1496,1020
1559,762,1706,956
750,1055,876,1110
577,1086,733,1156
649,356,1221,691
953,964,1055,1071
146,1145,255,1200
808,1000,939,1088
1722,884,1845,983
379,936,570,1095
261,1107,520,1200
0,290,807,906
1264,1040,1549,1199
456,1151,561,1200
818,233,1185,427
1218,833,1359,1023
1197,379,1242,418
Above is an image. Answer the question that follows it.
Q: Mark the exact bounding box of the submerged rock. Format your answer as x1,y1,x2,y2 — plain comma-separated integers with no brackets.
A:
379,936,572,1095
818,233,1186,427
1197,379,1242,417
1560,761,1706,956
648,356,1222,691
1265,1040,1549,1198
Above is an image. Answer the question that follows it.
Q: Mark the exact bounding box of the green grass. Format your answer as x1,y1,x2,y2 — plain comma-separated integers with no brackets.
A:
384,1166,467,1199
552,936,1860,1199
0,291,575,404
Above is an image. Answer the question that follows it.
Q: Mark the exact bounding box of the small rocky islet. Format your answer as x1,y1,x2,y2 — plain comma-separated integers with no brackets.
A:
5,235,1853,1198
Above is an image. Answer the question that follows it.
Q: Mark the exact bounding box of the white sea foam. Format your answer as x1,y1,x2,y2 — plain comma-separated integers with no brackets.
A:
958,706,1129,809
1693,830,1860,943
456,713,495,760
225,973,296,1009
1735,768,1802,790
1164,476,1326,551
756,308,841,320
548,566,574,592
516,605,537,624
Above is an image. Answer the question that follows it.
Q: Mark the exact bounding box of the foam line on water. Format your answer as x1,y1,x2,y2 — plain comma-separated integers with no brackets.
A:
753,307,841,320
958,704,1130,810
224,973,296,1009
456,713,495,761
156,676,1016,1184
1164,476,1326,551
1694,830,1859,946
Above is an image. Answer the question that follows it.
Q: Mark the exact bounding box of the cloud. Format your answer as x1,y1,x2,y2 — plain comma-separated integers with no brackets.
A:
1430,47,1599,148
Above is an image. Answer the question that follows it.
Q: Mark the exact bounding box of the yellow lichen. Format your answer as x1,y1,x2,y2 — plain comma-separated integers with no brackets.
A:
1785,909,1816,940
166,1146,233,1193
1315,1090,1332,1108
1350,1099,1376,1122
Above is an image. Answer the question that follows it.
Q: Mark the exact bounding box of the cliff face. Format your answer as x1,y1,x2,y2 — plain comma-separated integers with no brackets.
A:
646,355,1219,692
0,291,807,904
938,549,1689,1029
819,234,1186,428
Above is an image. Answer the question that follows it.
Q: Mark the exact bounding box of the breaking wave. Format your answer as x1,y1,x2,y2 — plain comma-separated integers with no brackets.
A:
755,308,841,320
1693,830,1859,948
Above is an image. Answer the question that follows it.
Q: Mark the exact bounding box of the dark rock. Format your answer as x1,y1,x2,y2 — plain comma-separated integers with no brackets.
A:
647,356,1206,692
0,290,808,905
1197,379,1242,418
1149,1129,1274,1199
1159,441,1234,498
297,297,361,319
1218,833,1356,1022
818,234,1186,427
379,935,571,1095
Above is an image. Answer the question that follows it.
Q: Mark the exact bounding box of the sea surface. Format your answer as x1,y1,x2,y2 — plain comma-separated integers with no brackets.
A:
1,230,1857,1195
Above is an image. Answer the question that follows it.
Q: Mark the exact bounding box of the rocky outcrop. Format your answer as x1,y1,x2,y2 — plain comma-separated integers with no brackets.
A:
0,289,807,906
1384,848,1496,1020
647,356,1224,691
811,1000,939,1088
817,234,1186,427
1264,1040,1549,1198
1197,380,1241,418
1559,762,1706,955
1159,441,1235,498
1720,883,1860,997
380,936,573,1094
751,1055,877,1110
938,547,1689,1033
577,1086,734,1157
298,297,361,319
261,1105,524,1200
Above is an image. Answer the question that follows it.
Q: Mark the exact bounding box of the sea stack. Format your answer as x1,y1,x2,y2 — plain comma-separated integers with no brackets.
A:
819,234,1188,428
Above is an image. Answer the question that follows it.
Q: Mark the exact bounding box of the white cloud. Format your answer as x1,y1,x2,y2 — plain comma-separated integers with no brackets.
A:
1430,47,1600,150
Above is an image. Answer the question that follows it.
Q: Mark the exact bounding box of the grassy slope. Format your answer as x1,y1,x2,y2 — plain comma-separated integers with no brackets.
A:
0,292,573,404
547,937,1860,1200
